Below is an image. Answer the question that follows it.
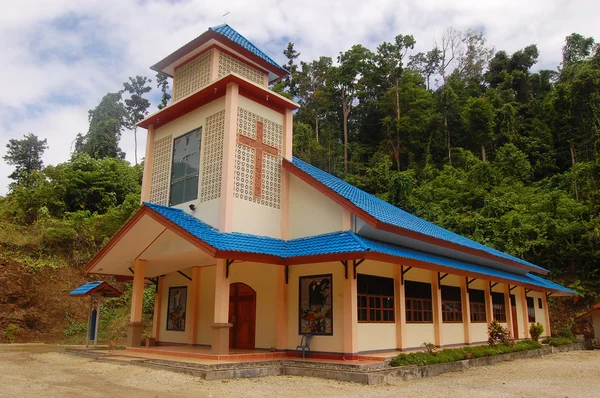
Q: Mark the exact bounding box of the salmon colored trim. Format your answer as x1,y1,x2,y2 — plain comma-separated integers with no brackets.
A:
138,74,298,130
282,159,547,276
151,30,287,78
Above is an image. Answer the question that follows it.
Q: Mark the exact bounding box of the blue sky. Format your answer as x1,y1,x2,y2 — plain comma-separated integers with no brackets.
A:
0,0,597,195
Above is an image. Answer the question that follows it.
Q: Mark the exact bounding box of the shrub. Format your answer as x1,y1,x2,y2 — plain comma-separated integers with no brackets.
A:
421,341,437,355
488,320,514,346
529,322,544,342
389,341,541,367
3,323,21,343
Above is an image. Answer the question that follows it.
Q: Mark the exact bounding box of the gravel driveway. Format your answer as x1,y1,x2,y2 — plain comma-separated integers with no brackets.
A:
1,344,598,397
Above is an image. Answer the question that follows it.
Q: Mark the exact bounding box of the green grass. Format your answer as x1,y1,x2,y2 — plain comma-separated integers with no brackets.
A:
541,337,576,346
389,340,542,367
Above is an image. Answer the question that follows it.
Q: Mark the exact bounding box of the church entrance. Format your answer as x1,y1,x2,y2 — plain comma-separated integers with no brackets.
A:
229,283,256,350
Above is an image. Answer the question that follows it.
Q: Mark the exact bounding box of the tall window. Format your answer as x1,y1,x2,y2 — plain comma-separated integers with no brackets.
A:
405,281,433,323
357,274,394,323
526,297,536,322
170,128,201,206
441,286,462,323
492,292,507,322
469,289,487,323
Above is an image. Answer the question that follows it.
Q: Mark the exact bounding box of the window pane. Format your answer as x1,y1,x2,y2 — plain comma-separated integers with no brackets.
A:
183,175,199,202
170,180,184,206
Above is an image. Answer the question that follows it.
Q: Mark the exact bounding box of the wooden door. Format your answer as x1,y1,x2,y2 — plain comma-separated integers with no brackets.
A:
229,283,256,350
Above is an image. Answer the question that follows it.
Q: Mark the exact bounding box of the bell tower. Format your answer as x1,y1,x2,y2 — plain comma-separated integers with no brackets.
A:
138,25,299,239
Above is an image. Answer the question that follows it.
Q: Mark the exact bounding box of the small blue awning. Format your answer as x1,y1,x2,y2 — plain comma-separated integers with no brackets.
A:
69,282,121,298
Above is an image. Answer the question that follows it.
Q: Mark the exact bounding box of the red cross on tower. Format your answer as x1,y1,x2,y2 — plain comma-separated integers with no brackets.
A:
237,120,280,199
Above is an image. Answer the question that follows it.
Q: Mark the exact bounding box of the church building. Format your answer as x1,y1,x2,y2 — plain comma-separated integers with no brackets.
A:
86,25,574,359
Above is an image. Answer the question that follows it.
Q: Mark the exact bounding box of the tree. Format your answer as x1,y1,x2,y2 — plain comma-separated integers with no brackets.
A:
282,42,301,97
123,75,152,165
330,45,374,172
75,92,127,160
562,33,596,64
156,72,171,110
3,133,48,184
409,47,441,90
295,57,334,140
462,97,496,161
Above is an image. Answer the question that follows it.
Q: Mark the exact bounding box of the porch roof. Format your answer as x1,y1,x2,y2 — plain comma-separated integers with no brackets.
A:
86,202,574,296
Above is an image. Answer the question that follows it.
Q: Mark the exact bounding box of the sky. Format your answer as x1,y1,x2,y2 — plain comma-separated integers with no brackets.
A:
0,0,597,195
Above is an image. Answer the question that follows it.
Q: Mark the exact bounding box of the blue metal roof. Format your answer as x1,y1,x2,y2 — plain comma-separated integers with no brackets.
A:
290,157,548,274
210,24,287,73
143,203,573,295
69,282,103,296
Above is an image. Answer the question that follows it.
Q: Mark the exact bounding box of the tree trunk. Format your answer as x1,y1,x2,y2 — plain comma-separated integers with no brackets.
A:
315,117,319,141
571,143,580,201
481,144,486,162
445,115,451,165
342,90,350,173
395,78,401,122
134,127,138,165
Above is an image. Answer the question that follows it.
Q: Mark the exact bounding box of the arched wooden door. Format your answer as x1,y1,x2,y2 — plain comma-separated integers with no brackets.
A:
229,283,256,350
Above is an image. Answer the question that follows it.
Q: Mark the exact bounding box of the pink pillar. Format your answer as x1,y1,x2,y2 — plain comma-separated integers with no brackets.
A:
520,287,530,339
127,259,146,347
394,266,407,350
461,277,472,344
211,259,231,354
343,275,358,359
219,82,239,233
484,281,494,327
504,284,514,338
188,267,202,345
543,293,552,338
275,266,288,350
431,271,443,347
151,275,163,342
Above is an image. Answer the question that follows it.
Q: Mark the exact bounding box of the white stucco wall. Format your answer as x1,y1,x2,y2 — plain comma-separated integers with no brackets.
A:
288,174,345,239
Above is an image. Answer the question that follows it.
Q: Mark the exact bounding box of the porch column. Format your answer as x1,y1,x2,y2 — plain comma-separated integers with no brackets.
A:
188,267,202,345
543,292,552,337
127,259,146,347
151,275,163,342
520,287,530,338
484,281,493,327
140,124,155,203
275,266,288,350
343,275,358,358
460,277,472,344
394,266,407,350
211,259,232,354
504,284,514,338
431,271,443,347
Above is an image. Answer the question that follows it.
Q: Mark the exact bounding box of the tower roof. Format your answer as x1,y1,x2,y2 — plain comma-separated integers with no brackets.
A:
151,24,288,83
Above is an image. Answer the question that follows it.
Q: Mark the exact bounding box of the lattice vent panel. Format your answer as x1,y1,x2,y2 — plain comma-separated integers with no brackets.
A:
150,135,173,206
218,52,266,86
234,107,282,209
172,50,213,102
200,110,225,202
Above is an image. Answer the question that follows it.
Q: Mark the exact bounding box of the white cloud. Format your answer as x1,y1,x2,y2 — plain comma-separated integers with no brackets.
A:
1,0,598,195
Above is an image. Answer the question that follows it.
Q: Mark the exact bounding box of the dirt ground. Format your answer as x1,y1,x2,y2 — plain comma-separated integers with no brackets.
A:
1,344,599,398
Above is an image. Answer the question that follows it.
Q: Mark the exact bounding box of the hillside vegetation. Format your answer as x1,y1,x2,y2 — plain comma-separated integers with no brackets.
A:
1,30,599,342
